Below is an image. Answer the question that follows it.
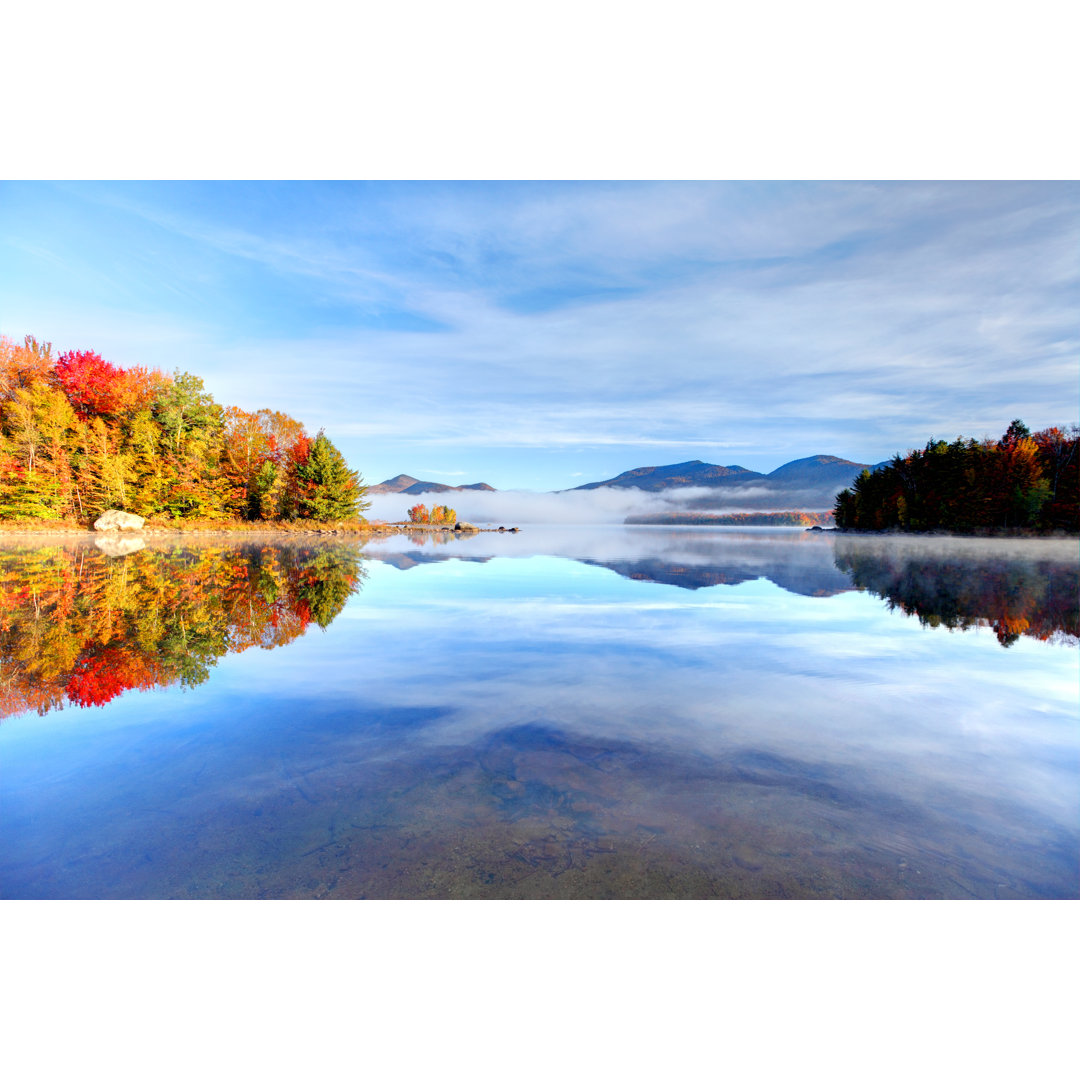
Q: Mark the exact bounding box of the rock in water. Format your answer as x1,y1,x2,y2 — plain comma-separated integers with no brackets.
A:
95,535,146,557
93,509,145,532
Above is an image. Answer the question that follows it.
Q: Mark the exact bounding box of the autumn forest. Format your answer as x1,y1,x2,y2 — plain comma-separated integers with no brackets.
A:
835,421,1079,534
0,334,367,525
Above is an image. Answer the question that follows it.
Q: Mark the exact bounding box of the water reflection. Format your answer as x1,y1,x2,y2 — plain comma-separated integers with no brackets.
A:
368,527,1079,641
0,540,365,719
366,527,858,595
1,528,1076,899
833,536,1079,647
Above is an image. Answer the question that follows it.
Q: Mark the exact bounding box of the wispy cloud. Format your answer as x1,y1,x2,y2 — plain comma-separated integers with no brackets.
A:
2,181,1076,488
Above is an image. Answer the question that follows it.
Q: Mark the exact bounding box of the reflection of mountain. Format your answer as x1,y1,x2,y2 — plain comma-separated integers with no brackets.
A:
366,531,1080,633
373,551,495,571
0,542,365,720
366,531,855,597
581,556,854,597
833,539,1080,647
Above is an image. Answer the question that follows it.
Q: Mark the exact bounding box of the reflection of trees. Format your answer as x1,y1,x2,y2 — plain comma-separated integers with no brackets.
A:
834,543,1078,647
0,542,365,718
293,547,363,628
407,528,459,548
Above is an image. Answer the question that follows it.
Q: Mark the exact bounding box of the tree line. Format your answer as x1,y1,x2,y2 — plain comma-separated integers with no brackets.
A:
0,334,368,523
835,421,1078,533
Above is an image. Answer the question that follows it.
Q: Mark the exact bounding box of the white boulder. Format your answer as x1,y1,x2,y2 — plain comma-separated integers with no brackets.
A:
93,509,145,532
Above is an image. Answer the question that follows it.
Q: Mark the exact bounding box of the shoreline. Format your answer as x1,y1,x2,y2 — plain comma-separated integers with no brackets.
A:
0,520,1072,542
0,520,519,542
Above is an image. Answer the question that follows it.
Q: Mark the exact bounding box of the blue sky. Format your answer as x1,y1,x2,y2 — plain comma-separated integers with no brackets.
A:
1,180,1077,491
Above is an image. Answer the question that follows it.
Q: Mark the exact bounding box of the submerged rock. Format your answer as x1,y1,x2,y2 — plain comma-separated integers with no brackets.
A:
94,509,145,532
95,535,146,557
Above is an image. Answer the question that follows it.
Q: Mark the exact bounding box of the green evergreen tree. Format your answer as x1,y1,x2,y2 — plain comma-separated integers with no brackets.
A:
294,432,368,521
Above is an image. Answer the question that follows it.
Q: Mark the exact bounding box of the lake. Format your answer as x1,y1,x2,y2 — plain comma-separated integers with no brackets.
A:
1,527,1076,899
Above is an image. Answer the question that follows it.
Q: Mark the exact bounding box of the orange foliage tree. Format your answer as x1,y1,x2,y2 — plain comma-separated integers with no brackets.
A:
835,421,1078,533
0,332,367,525
407,503,456,525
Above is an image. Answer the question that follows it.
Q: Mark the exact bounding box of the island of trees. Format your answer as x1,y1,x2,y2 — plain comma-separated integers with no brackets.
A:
834,421,1078,534
407,503,458,525
0,335,367,525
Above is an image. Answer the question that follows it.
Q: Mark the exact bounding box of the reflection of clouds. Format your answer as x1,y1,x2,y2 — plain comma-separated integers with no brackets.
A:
4,529,1076,897
277,553,1080,839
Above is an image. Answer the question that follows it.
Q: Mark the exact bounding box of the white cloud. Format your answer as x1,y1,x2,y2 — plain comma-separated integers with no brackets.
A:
5,181,1077,485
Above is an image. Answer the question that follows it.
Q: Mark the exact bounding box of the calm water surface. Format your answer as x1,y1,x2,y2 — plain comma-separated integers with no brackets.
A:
1,527,1077,899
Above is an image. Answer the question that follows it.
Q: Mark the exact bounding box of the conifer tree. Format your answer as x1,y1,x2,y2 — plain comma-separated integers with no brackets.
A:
294,431,368,521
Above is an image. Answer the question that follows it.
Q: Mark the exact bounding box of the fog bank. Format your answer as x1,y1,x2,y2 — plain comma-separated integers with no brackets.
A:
367,485,837,526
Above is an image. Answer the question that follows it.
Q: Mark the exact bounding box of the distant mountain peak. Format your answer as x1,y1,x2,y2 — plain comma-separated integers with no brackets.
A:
773,454,859,469
766,456,868,483
569,460,766,492
368,474,496,496
367,474,422,494
566,453,872,505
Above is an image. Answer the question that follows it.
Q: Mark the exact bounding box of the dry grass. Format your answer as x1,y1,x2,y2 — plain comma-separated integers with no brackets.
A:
0,518,90,533
0,516,396,536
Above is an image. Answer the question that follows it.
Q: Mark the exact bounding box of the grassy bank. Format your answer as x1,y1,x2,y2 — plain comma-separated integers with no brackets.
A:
0,517,510,538
0,517,385,536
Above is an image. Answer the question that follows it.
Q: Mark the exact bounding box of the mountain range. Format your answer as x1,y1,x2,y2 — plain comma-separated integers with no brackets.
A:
568,455,880,492
568,455,886,510
368,455,886,508
367,474,497,496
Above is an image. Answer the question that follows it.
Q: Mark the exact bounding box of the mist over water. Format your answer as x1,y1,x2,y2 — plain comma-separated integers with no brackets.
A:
1,527,1076,899
367,484,839,525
